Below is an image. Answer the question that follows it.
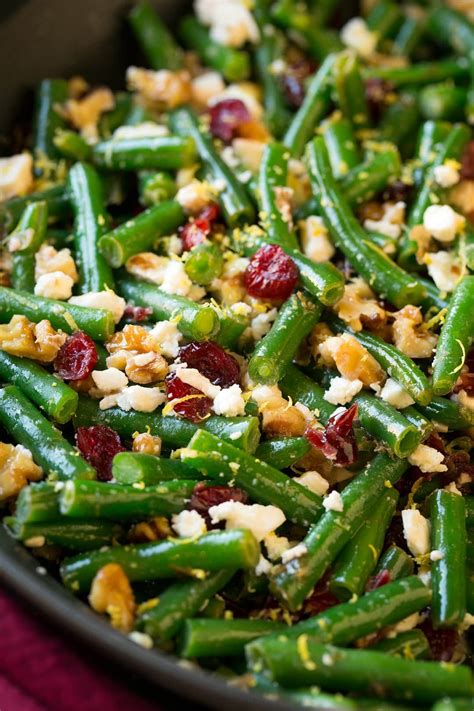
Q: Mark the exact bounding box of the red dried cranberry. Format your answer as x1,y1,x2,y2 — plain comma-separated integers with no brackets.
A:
382,179,414,204
302,574,339,618
366,569,391,592
189,481,249,525
454,347,474,396
209,99,251,142
180,217,211,251
178,341,241,388
420,619,459,662
54,331,98,381
280,58,317,108
365,77,394,122
75,425,125,481
245,244,299,301
199,202,220,224
165,372,212,422
305,404,358,467
123,304,153,323
460,141,474,180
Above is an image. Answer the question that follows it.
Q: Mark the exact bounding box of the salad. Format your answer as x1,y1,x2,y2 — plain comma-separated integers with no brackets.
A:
0,1,473,708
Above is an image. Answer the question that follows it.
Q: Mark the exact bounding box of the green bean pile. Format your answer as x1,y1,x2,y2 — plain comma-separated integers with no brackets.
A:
1,0,474,708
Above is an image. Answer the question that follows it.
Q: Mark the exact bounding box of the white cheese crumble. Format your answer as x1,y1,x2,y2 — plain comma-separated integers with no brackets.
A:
113,122,169,140
173,365,221,399
408,444,447,473
264,532,291,561
213,384,246,417
402,509,430,557
69,290,126,323
341,18,377,58
423,204,465,243
293,470,329,497
430,549,444,562
250,308,278,341
110,386,165,413
0,153,33,201
255,555,272,576
196,0,259,48
149,320,182,359
425,250,464,292
433,163,460,188
323,490,344,513
208,501,286,541
445,481,462,496
324,376,363,405
378,378,415,409
160,260,193,297
281,543,307,564
172,509,207,538
128,631,154,649
92,367,128,393
191,71,226,106
452,388,474,412
34,272,74,300
300,216,335,263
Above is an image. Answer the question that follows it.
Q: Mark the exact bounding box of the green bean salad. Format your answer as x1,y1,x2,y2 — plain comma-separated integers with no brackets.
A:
0,0,474,708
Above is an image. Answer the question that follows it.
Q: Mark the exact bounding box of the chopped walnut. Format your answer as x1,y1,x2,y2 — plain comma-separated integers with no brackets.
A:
89,563,136,633
35,244,78,282
126,252,168,284
449,179,474,218
310,323,336,366
107,325,159,356
126,66,192,109
392,305,438,359
106,350,130,371
0,316,66,362
261,401,307,437
128,516,172,543
237,117,271,142
125,351,169,384
320,334,385,386
334,278,386,332
410,224,431,264
60,88,115,142
68,75,89,99
358,201,384,223
0,443,42,501
132,432,162,456
273,186,294,229
210,256,248,306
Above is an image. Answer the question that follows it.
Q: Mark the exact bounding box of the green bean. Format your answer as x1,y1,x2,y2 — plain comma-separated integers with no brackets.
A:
306,137,425,309
0,286,115,341
432,699,474,711
112,452,200,485
73,395,261,453
363,57,469,87
0,385,94,480
0,351,78,424
179,16,250,82
98,92,133,139
468,565,474,615
248,293,322,384
5,516,121,552
353,392,421,458
430,490,467,627
333,51,370,129
10,201,48,292
138,171,176,207
323,118,361,179
116,276,219,341
0,184,71,234
181,429,323,528
137,569,234,642
415,120,452,169
247,639,474,702
279,363,336,423
369,629,430,660
213,310,248,350
270,453,408,610
270,1,343,61
68,162,114,293
419,83,468,122
416,395,474,430
170,108,255,227
367,0,403,42
255,437,311,470
419,276,449,313
59,479,196,521
393,17,426,57
427,6,474,55
283,53,336,157
340,148,401,207
399,406,433,442
92,135,197,172
179,618,285,659
258,143,298,250
466,498,474,528
330,488,399,601
432,276,474,396
61,529,260,593
15,482,61,524
379,92,421,156
99,201,184,268
184,242,223,285
32,79,69,166
128,0,183,70
53,130,91,161
327,315,432,406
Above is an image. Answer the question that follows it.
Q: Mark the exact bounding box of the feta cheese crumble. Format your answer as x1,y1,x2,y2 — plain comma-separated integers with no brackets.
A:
293,470,329,497
208,501,286,541
408,444,447,474
324,376,363,405
281,543,308,564
433,163,460,188
34,272,75,300
402,509,430,557
172,510,207,538
149,320,182,359
341,18,377,58
323,490,344,513
379,378,415,409
92,367,128,393
423,204,465,243
212,384,246,417
69,290,126,323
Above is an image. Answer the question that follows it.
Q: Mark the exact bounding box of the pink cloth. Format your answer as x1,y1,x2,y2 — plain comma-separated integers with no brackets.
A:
0,587,161,711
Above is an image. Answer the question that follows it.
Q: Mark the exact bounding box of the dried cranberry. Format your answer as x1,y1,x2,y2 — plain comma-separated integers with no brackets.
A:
245,244,299,301
365,78,394,122
165,372,212,422
180,216,211,251
454,347,474,396
460,141,474,180
54,331,98,381
302,574,339,618
420,619,459,662
178,341,241,388
366,569,391,592
123,304,153,323
189,481,249,525
75,425,125,481
382,179,414,204
209,99,251,142
199,202,220,224
305,404,358,466
280,58,317,109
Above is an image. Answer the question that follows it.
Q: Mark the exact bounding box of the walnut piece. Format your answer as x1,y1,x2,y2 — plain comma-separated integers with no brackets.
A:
0,443,42,501
107,324,159,356
125,351,169,384
0,316,66,362
35,244,78,282
392,305,438,359
334,278,386,332
127,67,192,109
261,401,307,437
320,334,385,386
60,87,115,142
132,432,162,456
128,516,172,543
89,563,136,633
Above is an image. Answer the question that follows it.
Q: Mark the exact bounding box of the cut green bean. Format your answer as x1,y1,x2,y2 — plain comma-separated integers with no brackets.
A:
138,171,176,207
0,184,71,234
5,516,121,552
184,242,223,285
427,6,474,55
333,51,370,129
353,392,421,458
33,79,69,165
10,201,48,292
419,83,468,122
364,58,469,87
416,395,474,430
340,148,401,207
179,618,285,659
373,545,414,582
92,136,197,172
15,482,61,524
370,629,430,660
367,1,403,42
53,130,91,161
128,0,184,70
112,452,201,485
323,118,361,179
258,143,298,250
255,437,311,470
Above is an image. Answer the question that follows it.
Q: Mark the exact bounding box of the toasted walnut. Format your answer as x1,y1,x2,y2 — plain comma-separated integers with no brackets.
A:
210,256,248,306
107,325,158,356
273,187,294,228
0,316,66,362
0,443,42,501
392,305,438,359
60,88,115,142
128,516,171,543
89,563,136,633
358,201,384,222
125,351,169,384
35,244,78,282
310,323,336,366
334,278,386,332
320,334,385,386
261,402,307,437
126,252,168,284
232,138,266,173
410,225,431,264
237,118,271,142
68,75,89,99
132,432,162,456
449,179,474,218
127,66,192,109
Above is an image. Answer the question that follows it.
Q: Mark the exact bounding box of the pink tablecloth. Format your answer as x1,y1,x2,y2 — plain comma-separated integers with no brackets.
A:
0,587,162,711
